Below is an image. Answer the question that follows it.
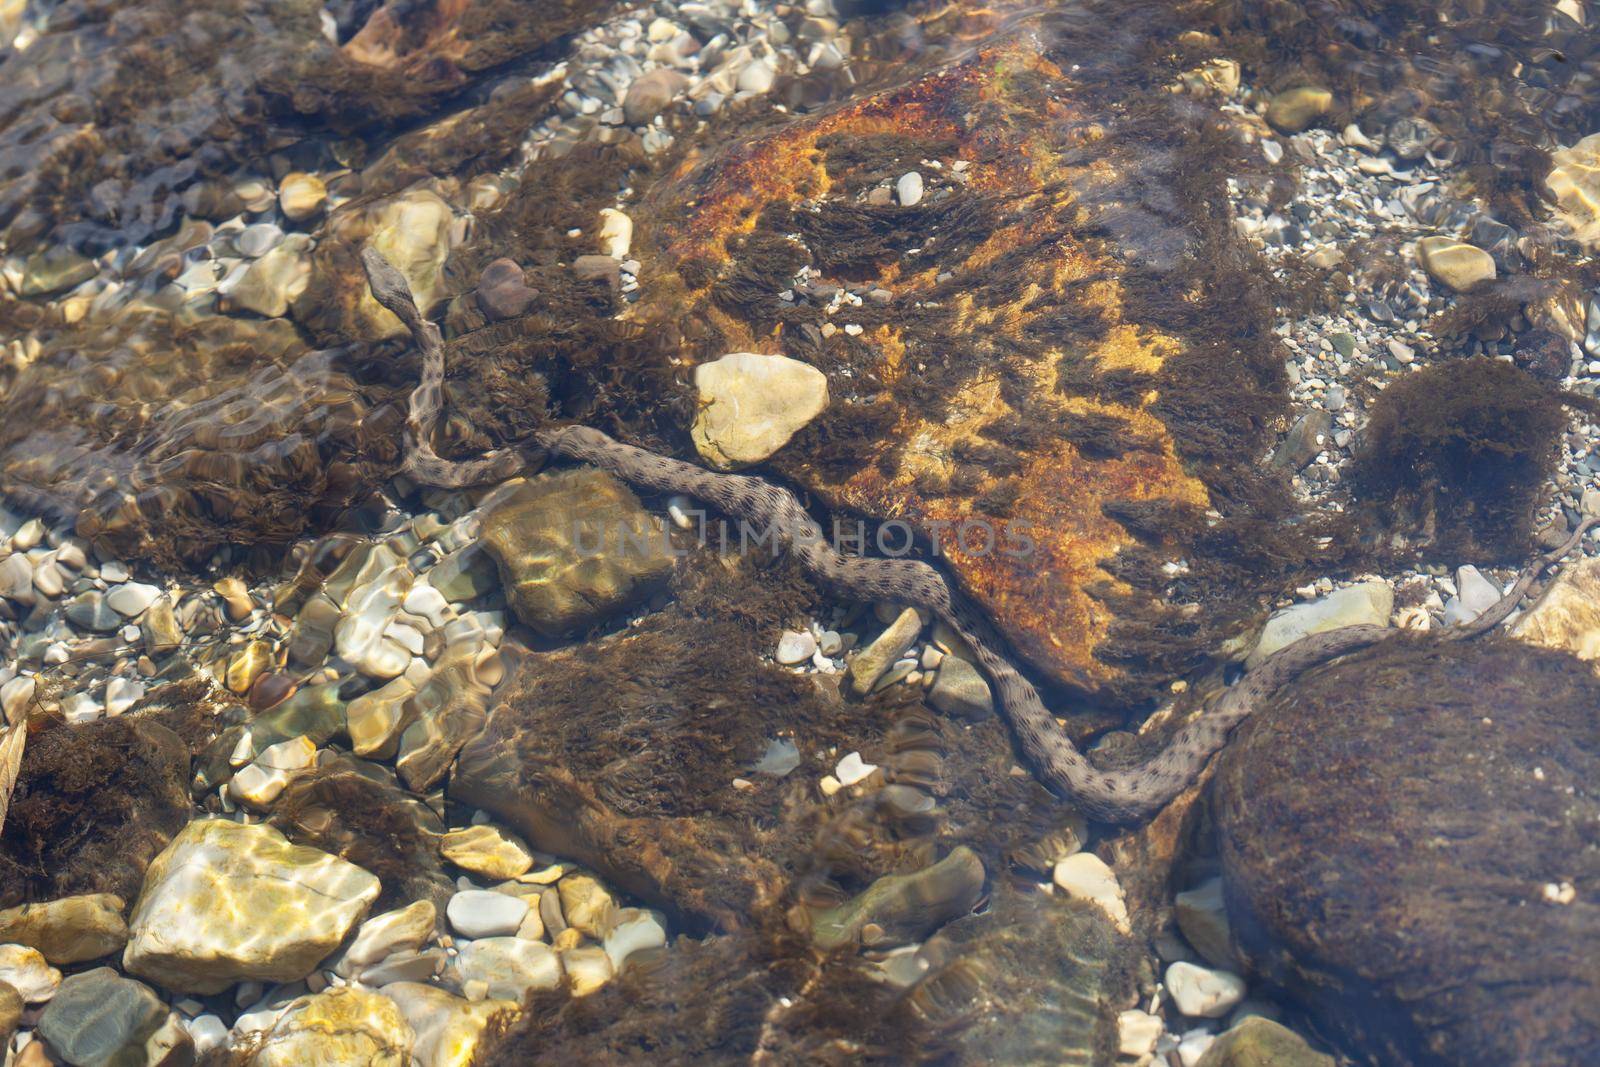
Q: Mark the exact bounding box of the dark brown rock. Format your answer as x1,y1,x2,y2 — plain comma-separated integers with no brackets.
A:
475,257,538,321
0,718,189,910
1214,637,1600,1067
571,254,620,288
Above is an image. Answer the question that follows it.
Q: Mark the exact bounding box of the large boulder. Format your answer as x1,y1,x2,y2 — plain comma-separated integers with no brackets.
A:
122,819,381,994
1214,637,1600,1066
629,35,1297,705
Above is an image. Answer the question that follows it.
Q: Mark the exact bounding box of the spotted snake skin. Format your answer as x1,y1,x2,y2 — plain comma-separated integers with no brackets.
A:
361,247,1593,822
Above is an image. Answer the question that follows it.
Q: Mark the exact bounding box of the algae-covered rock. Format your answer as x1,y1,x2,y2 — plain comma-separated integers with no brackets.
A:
0,718,190,909
810,846,985,950
479,470,675,637
1195,1016,1334,1067
908,883,1139,1065
1215,637,1600,1066
1350,359,1564,558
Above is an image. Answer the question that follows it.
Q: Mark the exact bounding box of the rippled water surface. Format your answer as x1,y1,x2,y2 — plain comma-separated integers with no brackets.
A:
2,0,1600,1064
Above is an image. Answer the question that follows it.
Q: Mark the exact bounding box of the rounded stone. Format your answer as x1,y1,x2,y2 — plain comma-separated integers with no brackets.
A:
1265,86,1333,133
446,890,529,939
690,353,829,470
278,172,328,221
1216,638,1600,1064
1416,236,1495,292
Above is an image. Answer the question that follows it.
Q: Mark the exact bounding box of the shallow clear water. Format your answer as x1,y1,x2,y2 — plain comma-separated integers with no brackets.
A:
0,0,1598,1063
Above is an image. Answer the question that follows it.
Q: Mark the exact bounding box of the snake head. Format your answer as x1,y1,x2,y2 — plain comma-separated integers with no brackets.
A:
358,246,420,325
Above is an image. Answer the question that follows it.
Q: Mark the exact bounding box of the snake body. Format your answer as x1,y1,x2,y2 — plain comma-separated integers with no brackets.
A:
361,247,1592,823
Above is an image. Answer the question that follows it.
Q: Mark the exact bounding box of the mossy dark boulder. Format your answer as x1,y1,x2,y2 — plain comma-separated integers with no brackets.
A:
1350,358,1564,558
0,718,190,909
1213,637,1600,1066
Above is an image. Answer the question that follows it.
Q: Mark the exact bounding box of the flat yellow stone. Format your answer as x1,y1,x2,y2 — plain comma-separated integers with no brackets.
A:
440,825,534,881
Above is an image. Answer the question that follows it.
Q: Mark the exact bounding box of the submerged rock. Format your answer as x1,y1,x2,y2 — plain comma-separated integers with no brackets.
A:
1195,1016,1335,1067
0,893,127,965
1511,555,1600,661
1416,236,1495,292
908,883,1139,1064
122,819,381,994
0,718,190,909
1350,359,1564,558
1244,580,1392,669
810,846,985,950
1215,638,1600,1065
690,353,830,470
633,36,1295,704
253,987,413,1067
37,967,191,1067
480,471,675,637
1265,86,1333,133
383,981,515,1067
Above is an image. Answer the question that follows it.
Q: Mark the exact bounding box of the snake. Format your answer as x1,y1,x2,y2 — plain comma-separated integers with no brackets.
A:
361,246,1595,822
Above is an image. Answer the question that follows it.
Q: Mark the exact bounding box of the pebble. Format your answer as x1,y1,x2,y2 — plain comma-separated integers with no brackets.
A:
0,945,61,1002
846,607,923,695
1416,236,1495,292
598,208,633,259
926,655,994,719
441,826,535,881
447,890,529,939
105,677,144,716
690,353,829,470
278,173,327,221
454,937,562,1000
1118,1009,1163,1061
775,630,818,665
897,170,924,207
106,581,161,617
344,900,437,969
834,751,877,787
1165,960,1248,1018
236,222,285,258
736,58,775,94
1052,853,1130,934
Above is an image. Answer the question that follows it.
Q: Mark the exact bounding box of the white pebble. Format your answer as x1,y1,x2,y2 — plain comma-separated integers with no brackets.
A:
105,677,144,716
834,751,877,787
107,582,161,617
1053,853,1130,933
775,630,818,665
447,890,530,939
897,170,924,207
666,495,698,530
1165,960,1247,1018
